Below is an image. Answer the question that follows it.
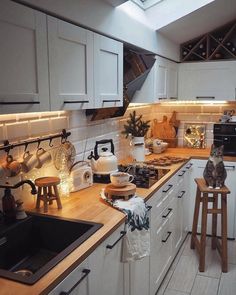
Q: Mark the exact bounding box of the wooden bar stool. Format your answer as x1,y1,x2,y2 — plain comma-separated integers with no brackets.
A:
35,177,62,213
191,178,230,272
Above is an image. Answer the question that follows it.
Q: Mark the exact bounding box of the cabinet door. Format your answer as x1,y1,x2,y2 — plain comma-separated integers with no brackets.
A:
155,57,168,100
48,16,94,110
48,260,90,295
94,34,123,108
167,61,178,100
178,61,236,100
0,0,49,114
89,223,125,295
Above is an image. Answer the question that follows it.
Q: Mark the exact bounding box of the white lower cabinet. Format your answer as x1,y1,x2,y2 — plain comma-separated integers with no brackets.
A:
48,259,90,295
89,223,125,295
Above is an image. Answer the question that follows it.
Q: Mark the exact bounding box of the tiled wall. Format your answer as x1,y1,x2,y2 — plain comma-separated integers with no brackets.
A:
0,101,236,208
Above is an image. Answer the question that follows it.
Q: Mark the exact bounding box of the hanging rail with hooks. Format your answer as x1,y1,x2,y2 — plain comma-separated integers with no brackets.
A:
0,129,71,154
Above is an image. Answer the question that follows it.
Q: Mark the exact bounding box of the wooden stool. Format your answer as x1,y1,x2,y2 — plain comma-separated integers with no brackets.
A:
35,177,62,213
191,178,230,272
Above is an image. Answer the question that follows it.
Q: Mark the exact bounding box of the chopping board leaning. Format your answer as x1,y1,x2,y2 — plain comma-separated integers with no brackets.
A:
152,115,176,139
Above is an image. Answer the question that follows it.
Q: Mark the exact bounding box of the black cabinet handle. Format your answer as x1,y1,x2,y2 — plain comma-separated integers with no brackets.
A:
186,163,193,169
162,184,173,193
196,96,215,100
178,170,186,177
225,165,235,170
162,208,172,218
147,205,152,211
158,97,167,100
0,101,40,105
178,191,186,198
102,99,120,103
64,100,89,104
60,269,90,295
162,231,172,243
106,231,126,249
169,97,178,100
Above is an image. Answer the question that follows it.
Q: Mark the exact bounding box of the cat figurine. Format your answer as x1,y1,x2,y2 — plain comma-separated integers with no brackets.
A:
203,144,227,189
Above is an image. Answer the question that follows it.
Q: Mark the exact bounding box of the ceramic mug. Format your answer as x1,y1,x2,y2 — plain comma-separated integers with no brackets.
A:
21,151,38,173
35,148,52,169
1,155,21,177
110,172,134,187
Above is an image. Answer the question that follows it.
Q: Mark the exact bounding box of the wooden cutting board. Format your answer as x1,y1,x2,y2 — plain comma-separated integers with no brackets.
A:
152,116,176,139
169,111,180,133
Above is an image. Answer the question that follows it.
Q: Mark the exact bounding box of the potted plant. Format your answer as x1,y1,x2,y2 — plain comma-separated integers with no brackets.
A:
122,111,150,161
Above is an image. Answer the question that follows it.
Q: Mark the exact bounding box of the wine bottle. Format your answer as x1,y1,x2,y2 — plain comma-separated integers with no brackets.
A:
183,50,188,56
218,37,223,42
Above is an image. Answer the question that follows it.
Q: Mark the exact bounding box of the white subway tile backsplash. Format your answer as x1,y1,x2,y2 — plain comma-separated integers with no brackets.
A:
6,121,29,140
50,116,68,132
30,119,50,137
0,125,4,143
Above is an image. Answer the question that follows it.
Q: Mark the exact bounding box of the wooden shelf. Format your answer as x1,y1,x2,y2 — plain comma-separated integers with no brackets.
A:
181,20,236,62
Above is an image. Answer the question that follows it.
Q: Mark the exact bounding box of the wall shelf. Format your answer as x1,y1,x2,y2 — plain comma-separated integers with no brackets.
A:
181,20,236,62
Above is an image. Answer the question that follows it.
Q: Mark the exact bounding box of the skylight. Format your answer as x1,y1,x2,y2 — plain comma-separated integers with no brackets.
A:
132,0,164,10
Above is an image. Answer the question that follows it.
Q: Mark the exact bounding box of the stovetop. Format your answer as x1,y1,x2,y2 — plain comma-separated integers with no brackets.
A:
118,164,170,188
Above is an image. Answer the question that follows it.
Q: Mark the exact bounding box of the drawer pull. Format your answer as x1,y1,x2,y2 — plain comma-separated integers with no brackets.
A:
162,231,172,243
162,208,172,218
0,237,7,246
64,100,89,104
225,165,235,170
178,170,186,177
147,205,152,211
0,101,40,105
106,231,126,249
60,269,90,295
178,191,186,198
186,163,193,169
102,99,121,103
162,184,173,193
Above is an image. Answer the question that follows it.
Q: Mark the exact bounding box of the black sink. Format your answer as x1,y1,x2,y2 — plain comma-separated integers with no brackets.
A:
0,212,103,284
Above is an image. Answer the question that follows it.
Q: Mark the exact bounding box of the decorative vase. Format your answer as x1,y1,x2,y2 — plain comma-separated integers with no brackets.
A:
132,136,145,162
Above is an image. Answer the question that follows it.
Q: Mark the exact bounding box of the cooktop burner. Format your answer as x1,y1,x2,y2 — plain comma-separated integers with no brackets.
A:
118,164,170,188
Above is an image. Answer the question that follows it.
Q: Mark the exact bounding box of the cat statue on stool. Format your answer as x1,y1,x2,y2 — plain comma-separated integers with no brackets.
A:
203,144,227,189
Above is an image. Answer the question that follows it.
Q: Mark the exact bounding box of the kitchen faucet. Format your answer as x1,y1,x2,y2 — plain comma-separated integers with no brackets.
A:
0,180,37,195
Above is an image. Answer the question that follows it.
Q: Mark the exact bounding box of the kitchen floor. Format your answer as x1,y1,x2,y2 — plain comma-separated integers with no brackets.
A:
157,234,236,295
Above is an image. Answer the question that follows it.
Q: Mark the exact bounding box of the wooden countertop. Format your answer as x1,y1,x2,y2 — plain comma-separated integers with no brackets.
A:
1,148,235,295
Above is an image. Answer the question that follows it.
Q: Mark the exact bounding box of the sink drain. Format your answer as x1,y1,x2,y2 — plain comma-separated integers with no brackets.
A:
14,269,33,277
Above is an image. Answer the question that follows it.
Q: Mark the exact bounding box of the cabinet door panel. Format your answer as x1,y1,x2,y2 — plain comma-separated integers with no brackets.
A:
155,61,168,99
48,16,94,110
94,34,123,108
0,0,49,113
168,63,178,99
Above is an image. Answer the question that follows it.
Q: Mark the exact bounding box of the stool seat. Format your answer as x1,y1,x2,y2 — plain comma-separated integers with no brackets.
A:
35,177,62,213
191,178,230,273
194,178,230,194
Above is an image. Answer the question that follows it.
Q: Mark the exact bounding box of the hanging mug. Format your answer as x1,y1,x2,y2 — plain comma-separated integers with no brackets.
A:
21,151,38,173
1,155,21,177
35,148,52,169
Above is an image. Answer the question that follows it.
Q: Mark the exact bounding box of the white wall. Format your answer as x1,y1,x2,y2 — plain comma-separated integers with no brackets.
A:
15,0,179,61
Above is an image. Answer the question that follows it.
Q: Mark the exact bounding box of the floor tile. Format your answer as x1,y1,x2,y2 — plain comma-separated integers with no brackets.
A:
167,255,198,293
156,270,174,295
218,264,236,295
227,240,236,265
197,246,222,278
164,289,189,295
191,275,219,295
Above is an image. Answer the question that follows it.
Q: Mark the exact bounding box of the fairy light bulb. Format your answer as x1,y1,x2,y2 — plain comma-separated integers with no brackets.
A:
58,154,71,197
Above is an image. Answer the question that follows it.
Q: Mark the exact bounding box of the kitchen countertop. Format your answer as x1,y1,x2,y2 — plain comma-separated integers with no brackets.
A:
1,148,235,295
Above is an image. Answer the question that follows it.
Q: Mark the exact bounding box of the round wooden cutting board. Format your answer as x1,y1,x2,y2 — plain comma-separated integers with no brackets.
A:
105,183,136,200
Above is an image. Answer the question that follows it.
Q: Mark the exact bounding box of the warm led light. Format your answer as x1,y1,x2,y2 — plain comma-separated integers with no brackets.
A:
0,111,67,120
160,100,228,105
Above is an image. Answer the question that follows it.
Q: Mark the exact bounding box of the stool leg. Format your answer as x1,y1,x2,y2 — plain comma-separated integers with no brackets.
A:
48,186,53,205
43,186,48,213
221,193,228,272
212,193,218,250
199,192,208,272
36,187,42,209
191,187,201,249
53,185,62,209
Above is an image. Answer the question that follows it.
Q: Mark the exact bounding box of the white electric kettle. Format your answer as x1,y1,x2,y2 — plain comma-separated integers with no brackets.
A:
88,139,118,175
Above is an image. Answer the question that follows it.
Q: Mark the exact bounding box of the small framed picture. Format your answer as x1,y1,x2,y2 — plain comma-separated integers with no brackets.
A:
184,123,206,148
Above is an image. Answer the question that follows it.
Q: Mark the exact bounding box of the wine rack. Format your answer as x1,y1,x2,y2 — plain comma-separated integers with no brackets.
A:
181,20,236,62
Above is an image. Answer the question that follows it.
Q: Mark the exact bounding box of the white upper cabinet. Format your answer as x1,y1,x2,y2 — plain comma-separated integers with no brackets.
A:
178,61,236,100
48,17,94,110
0,0,50,114
132,57,178,104
155,57,178,101
94,34,123,108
